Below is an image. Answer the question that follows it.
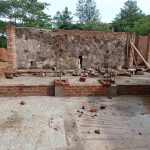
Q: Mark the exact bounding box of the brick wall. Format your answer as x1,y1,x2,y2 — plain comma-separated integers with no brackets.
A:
147,34,150,65
6,25,17,70
136,35,149,65
0,25,17,77
64,84,108,96
0,62,12,77
0,85,54,97
0,48,9,61
117,85,150,95
0,48,12,76
0,82,150,97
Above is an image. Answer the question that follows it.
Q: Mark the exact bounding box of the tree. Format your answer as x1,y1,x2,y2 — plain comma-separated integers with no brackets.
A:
75,0,100,24
0,0,51,28
0,20,7,48
84,21,111,31
53,7,73,29
132,15,150,35
75,0,85,23
112,0,144,32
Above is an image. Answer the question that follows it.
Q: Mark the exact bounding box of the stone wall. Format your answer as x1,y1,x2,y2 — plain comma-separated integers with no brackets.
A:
15,27,128,70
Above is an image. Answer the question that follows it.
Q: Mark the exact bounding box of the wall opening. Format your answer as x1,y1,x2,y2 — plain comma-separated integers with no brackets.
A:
30,61,34,67
78,56,83,69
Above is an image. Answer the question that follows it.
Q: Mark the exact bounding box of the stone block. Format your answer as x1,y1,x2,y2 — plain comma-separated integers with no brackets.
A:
109,84,117,97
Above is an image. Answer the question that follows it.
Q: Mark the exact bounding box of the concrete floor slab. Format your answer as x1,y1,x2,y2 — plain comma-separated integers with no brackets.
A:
0,96,150,150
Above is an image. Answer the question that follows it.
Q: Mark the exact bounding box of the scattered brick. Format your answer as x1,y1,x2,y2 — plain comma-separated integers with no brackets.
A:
79,77,86,82
90,107,97,112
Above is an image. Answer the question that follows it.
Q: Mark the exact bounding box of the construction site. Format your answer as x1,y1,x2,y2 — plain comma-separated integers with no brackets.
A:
0,25,150,150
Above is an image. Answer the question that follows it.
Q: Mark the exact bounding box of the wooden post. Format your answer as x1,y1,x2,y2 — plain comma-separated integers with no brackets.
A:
146,33,150,64
130,46,138,69
126,33,129,68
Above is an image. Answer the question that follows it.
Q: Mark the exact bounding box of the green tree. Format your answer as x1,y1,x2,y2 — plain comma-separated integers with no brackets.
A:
112,0,144,32
75,0,100,24
53,7,73,29
0,20,7,48
86,21,111,31
132,15,150,35
63,21,111,31
0,35,7,48
0,0,51,28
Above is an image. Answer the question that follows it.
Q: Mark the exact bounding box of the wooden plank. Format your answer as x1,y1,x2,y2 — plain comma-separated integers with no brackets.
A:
131,46,138,69
130,41,150,69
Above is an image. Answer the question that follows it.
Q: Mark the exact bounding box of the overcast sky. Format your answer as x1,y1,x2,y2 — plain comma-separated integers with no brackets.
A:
39,0,150,23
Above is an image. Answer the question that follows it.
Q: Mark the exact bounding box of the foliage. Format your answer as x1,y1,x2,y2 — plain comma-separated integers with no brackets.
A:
132,15,150,35
112,0,144,32
75,0,100,24
53,7,73,29
0,0,51,28
84,21,111,31
0,20,7,48
0,35,7,48
58,21,111,31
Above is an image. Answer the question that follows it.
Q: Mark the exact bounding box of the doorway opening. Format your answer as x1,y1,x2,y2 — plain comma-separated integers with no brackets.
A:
30,61,34,66
78,56,83,69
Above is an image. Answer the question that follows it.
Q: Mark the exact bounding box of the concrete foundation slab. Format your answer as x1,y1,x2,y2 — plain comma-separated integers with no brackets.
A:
0,96,150,150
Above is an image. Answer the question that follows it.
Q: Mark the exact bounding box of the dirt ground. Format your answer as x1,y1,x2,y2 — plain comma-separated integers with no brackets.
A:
0,96,150,150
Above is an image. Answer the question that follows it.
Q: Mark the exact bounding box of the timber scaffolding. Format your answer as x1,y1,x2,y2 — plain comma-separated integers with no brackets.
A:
126,32,150,70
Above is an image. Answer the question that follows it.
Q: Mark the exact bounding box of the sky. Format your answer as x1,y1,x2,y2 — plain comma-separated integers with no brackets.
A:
39,0,150,23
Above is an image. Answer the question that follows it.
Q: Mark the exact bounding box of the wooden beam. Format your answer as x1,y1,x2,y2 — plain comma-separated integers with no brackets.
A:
130,41,150,69
130,46,138,69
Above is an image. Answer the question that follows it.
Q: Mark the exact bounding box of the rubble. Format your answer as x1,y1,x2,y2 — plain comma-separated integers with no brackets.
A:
81,105,85,109
78,114,82,117
79,77,86,82
91,114,97,117
139,132,142,135
72,69,82,76
19,101,25,105
135,68,144,75
100,105,106,110
13,73,20,77
5,73,14,79
107,96,112,99
95,130,100,134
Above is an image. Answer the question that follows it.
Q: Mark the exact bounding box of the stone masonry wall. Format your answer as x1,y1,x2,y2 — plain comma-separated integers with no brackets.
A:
15,28,128,70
